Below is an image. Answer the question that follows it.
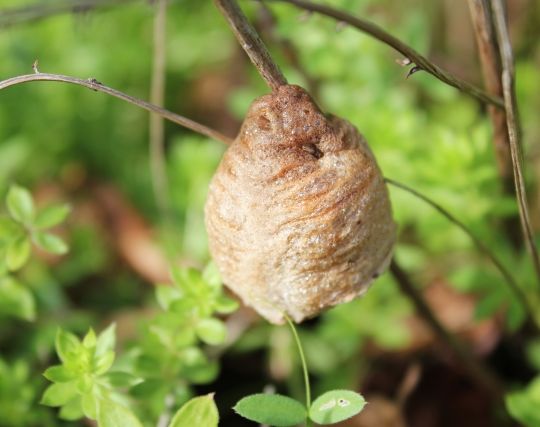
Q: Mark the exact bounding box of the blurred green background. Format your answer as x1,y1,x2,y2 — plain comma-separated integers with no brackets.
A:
1,0,540,426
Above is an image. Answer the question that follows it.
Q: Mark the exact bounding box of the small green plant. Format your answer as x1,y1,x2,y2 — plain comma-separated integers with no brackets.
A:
0,184,70,321
234,316,366,426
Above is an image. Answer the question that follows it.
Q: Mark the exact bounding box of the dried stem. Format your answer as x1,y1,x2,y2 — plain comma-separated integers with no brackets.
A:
214,0,287,91
0,73,233,145
149,0,171,220
390,259,504,400
385,178,537,327
490,0,540,290
264,0,503,108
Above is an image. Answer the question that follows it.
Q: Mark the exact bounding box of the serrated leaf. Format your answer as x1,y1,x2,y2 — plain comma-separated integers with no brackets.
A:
234,394,306,426
0,277,36,321
6,234,31,271
195,318,227,345
41,382,78,407
309,390,366,424
97,399,143,427
55,329,82,364
7,185,34,224
33,231,68,255
34,204,70,229
43,365,76,383
169,394,219,427
96,323,116,356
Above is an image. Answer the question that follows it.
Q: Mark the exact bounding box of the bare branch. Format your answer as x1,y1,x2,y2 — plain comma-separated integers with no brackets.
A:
386,178,537,328
390,259,504,400
214,0,287,91
0,73,233,145
264,0,504,108
490,0,540,290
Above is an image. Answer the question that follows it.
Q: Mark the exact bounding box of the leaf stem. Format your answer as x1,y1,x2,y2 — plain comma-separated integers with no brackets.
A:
284,314,312,426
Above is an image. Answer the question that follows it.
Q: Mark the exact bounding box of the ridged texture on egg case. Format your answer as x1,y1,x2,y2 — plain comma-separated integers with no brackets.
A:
205,85,396,324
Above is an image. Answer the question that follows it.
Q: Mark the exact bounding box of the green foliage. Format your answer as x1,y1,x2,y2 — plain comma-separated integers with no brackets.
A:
169,394,219,427
234,394,307,426
41,325,142,425
309,390,366,425
506,377,540,427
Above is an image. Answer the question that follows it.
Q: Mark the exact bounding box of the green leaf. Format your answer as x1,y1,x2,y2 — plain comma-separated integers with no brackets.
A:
83,328,97,349
33,231,68,255
169,394,219,427
309,390,366,425
506,377,540,427
96,323,116,356
214,295,239,314
103,372,143,388
97,399,143,427
0,277,36,321
55,329,82,364
234,394,306,426
81,392,99,420
41,382,78,407
59,397,84,421
0,216,20,240
7,185,34,224
43,365,76,382
202,262,222,289
195,318,227,345
34,203,71,229
6,234,31,271
94,350,115,375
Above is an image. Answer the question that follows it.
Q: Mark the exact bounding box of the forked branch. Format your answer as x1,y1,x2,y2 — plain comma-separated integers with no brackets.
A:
264,0,504,108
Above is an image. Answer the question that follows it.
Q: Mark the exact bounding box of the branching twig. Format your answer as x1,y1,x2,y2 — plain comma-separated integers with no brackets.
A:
0,73,233,145
263,0,504,108
149,0,171,221
214,0,287,91
490,0,540,291
390,259,504,400
385,178,537,327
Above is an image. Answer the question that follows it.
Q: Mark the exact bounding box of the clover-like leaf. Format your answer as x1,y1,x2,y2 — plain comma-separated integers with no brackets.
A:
7,185,34,224
234,394,306,426
169,393,219,427
309,390,366,425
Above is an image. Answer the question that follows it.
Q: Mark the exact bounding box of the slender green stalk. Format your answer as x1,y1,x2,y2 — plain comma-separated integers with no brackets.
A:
385,177,538,328
284,314,312,426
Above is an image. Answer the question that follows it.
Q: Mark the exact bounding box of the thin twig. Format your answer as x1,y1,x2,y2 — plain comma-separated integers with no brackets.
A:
214,0,287,91
467,0,522,249
389,259,504,400
0,73,233,145
490,0,540,291
264,0,504,108
0,0,136,28
385,178,537,327
149,0,171,220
